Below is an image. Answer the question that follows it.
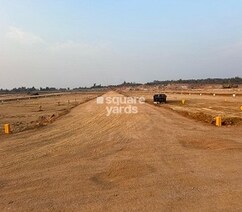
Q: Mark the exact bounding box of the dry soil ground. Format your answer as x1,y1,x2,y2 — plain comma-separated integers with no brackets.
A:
0,92,103,134
0,91,242,211
122,90,242,126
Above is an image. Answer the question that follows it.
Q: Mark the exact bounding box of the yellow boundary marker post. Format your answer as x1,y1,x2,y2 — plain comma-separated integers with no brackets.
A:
181,99,186,105
215,116,222,127
240,105,242,111
4,124,11,134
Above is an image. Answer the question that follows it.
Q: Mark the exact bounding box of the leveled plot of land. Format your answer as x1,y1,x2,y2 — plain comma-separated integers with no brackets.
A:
0,91,242,211
121,90,242,125
0,92,104,134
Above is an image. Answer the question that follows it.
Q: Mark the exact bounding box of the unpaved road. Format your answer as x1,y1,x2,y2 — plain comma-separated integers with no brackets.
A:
0,91,242,211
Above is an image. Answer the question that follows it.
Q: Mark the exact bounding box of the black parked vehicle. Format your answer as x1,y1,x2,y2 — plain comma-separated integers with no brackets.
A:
153,94,167,103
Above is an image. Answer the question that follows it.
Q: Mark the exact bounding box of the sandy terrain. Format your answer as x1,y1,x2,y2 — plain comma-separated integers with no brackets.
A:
0,92,104,134
0,91,242,211
122,90,242,125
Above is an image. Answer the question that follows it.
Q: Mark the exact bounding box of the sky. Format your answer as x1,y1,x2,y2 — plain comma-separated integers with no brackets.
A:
0,0,242,89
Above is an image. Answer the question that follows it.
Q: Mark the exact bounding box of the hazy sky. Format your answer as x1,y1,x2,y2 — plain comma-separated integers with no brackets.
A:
1,0,242,88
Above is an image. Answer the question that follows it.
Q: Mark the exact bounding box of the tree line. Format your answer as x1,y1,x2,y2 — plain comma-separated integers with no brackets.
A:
0,77,241,94
146,77,242,86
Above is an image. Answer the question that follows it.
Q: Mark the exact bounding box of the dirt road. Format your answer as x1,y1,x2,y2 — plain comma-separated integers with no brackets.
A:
0,91,242,211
